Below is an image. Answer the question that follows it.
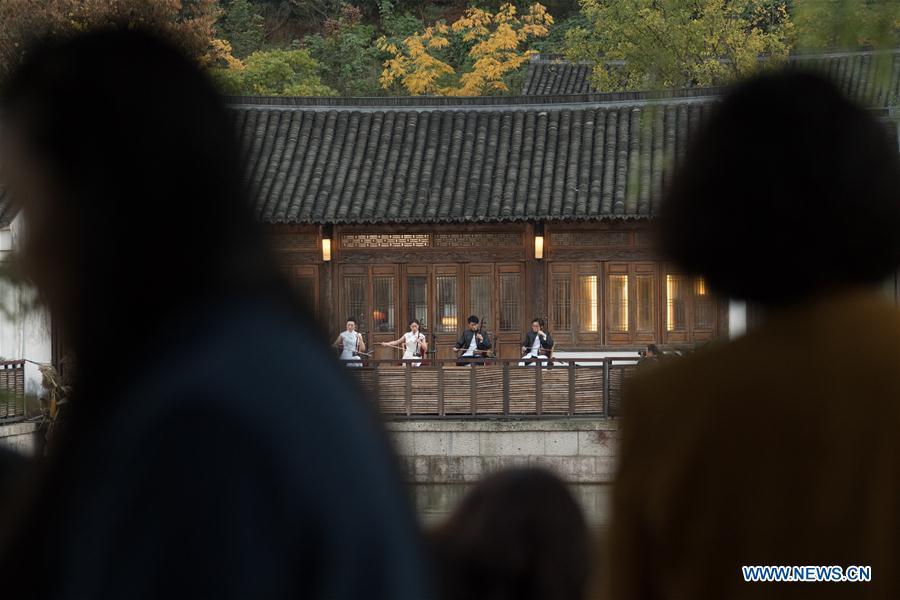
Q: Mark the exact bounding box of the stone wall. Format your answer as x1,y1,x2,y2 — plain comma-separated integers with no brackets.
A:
0,421,38,456
386,418,618,484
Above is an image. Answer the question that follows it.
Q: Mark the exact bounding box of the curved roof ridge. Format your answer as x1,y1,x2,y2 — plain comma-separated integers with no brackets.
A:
225,86,726,110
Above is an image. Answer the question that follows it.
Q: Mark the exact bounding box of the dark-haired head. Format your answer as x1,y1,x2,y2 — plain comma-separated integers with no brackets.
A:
430,468,590,600
0,29,284,401
346,317,357,324
659,70,900,307
409,318,420,329
467,315,479,324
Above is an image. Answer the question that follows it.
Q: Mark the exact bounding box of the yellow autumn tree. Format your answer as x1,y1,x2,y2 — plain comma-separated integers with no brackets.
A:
377,3,553,96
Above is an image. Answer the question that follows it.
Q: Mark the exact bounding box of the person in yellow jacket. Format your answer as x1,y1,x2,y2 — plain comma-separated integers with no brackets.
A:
605,70,900,600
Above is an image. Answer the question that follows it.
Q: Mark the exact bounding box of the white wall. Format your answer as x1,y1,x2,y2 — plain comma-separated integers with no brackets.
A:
0,214,53,396
728,299,748,339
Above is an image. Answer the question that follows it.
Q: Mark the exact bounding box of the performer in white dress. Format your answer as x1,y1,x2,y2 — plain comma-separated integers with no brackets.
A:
333,317,365,367
382,319,428,367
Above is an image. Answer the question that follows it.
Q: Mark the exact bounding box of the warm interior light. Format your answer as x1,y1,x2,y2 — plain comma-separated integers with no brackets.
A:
696,277,707,296
441,315,458,328
534,235,544,260
666,274,675,332
322,237,332,262
585,276,598,332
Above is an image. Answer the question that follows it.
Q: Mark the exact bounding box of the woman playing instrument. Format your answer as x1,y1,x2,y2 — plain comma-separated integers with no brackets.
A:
382,319,428,367
333,317,366,367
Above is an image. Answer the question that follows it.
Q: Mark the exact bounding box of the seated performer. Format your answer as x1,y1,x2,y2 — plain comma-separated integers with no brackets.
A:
382,319,428,367
521,318,554,365
333,317,366,367
454,315,491,366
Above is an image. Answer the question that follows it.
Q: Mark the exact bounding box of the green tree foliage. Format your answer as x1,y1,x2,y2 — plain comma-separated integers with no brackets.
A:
219,0,266,58
793,0,900,50
565,0,795,92
0,0,223,78
304,4,383,95
213,48,336,95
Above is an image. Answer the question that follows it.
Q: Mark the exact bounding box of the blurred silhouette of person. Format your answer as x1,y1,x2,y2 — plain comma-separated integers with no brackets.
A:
430,468,590,600
606,71,900,599
636,343,661,372
0,29,432,599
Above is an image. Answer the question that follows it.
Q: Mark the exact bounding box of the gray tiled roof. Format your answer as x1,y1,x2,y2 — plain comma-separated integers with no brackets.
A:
232,94,719,224
522,50,900,107
521,57,596,95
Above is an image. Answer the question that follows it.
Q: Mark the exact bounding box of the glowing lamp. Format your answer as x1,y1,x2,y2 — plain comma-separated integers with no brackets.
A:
534,222,545,260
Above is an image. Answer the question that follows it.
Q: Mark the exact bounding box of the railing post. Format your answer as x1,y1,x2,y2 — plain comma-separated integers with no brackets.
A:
437,360,445,416
535,361,543,416
469,363,477,416
405,361,412,417
568,362,576,416
602,359,610,418
502,361,510,416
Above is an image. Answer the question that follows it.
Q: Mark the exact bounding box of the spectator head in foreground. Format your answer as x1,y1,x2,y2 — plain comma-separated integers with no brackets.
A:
659,70,900,306
0,27,276,392
0,29,430,600
608,70,900,600
430,467,590,600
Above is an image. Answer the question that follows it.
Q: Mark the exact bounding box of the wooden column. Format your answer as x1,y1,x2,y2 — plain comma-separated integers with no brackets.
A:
526,223,546,325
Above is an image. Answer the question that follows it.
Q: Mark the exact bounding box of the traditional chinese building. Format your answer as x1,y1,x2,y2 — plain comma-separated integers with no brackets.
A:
231,89,733,361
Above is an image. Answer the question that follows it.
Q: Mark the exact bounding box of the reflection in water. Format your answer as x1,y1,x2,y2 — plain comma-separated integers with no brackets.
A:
411,483,611,531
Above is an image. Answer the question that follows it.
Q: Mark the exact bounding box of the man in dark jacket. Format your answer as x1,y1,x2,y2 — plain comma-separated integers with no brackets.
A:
454,315,492,365
521,318,554,363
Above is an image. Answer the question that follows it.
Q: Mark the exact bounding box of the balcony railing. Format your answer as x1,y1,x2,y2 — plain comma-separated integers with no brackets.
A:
342,357,637,419
0,359,26,422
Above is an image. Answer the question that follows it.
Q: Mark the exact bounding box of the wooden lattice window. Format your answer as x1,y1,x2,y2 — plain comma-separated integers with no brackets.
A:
693,277,715,329
343,275,368,332
468,274,492,325
607,274,629,333
499,272,521,332
666,274,688,333
577,274,599,333
548,263,601,347
435,275,458,334
407,276,428,330
634,274,655,335
373,276,395,333
607,263,657,345
552,274,571,332
664,271,718,343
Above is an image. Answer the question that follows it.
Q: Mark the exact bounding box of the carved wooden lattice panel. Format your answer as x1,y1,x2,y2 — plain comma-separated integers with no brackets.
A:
434,233,522,248
269,234,318,250
342,234,431,248
550,232,631,247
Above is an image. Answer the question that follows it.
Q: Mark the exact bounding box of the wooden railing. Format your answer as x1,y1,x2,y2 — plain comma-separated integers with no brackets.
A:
0,360,26,422
342,358,637,419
